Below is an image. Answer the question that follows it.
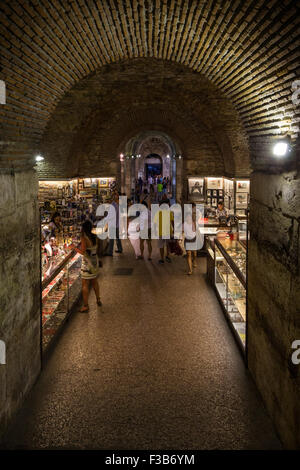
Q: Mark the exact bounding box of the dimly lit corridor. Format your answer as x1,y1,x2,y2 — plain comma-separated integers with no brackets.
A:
2,244,280,450
0,0,299,452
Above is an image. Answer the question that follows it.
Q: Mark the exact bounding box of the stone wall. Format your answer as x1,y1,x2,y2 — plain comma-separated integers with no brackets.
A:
0,170,41,439
248,168,300,449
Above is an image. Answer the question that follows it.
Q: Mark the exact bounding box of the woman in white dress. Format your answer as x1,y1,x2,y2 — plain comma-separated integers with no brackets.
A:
138,200,152,260
183,212,197,275
72,220,101,312
128,215,141,259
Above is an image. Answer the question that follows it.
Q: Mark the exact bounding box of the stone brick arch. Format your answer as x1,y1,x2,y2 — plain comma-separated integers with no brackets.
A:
1,1,300,449
1,1,298,171
37,59,247,178
123,130,178,186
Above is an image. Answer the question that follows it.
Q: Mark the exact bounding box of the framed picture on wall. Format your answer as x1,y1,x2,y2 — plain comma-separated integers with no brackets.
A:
224,178,234,196
109,179,117,190
218,189,223,197
99,178,109,188
206,177,223,190
188,177,205,201
236,180,250,193
206,189,211,197
236,192,248,208
206,197,212,206
211,197,218,207
83,178,92,188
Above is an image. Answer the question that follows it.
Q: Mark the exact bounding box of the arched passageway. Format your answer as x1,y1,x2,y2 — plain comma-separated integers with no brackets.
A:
2,243,281,450
0,0,299,449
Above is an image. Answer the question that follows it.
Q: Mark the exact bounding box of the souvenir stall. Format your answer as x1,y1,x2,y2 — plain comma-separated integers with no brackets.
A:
187,174,250,355
39,177,115,352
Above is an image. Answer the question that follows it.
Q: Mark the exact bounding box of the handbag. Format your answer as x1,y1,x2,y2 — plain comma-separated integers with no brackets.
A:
168,239,183,256
174,240,183,256
83,252,99,274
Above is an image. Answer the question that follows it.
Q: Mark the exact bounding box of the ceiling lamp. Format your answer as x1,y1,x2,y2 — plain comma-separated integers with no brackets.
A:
35,155,44,162
273,138,291,157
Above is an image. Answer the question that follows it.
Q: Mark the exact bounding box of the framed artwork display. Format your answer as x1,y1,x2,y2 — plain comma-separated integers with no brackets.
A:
188,177,205,201
206,197,212,206
236,192,248,208
224,179,234,194
212,189,217,197
211,197,218,207
206,177,223,190
224,179,234,210
236,180,250,193
218,189,223,197
83,178,92,188
206,189,211,197
109,179,117,190
236,209,247,216
99,179,109,188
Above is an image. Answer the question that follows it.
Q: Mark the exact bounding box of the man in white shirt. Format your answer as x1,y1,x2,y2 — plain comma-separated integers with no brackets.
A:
138,201,152,260
105,193,123,256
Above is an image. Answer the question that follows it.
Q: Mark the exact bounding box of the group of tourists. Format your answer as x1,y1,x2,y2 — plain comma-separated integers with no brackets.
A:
73,188,200,312
134,175,170,203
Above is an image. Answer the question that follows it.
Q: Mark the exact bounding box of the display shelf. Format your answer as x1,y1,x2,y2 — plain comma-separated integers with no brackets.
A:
214,239,247,352
41,251,82,353
215,282,227,301
215,239,246,285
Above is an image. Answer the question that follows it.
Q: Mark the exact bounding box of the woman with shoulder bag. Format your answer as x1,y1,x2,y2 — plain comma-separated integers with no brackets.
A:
183,212,197,275
72,220,102,312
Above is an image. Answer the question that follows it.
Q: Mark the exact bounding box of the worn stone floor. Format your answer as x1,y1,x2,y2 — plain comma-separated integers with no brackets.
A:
2,241,281,450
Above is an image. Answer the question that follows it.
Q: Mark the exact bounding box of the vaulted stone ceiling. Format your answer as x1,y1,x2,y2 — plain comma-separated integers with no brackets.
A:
38,59,249,178
0,0,299,172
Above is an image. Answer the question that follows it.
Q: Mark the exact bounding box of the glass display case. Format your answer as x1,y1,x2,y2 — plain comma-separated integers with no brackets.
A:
214,239,247,351
42,250,82,352
237,215,248,243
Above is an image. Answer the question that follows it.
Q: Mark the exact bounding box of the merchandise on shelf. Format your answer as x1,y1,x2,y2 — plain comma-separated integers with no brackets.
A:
187,175,250,216
42,252,82,351
207,237,247,351
216,239,246,348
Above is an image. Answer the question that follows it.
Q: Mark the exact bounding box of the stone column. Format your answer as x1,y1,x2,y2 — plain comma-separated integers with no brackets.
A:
131,156,136,193
176,156,183,203
171,156,176,200
124,157,132,198
120,155,125,194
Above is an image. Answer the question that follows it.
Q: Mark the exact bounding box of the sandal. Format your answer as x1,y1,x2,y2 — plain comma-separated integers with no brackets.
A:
80,305,89,312
97,298,102,307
